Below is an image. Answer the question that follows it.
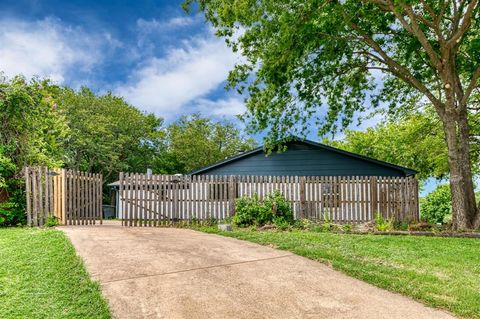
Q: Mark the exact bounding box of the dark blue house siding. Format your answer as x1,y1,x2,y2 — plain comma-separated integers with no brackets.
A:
193,141,411,177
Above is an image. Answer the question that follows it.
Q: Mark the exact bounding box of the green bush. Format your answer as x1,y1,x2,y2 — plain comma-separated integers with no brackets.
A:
232,194,262,227
375,212,393,231
45,216,59,227
421,184,451,224
0,181,26,226
233,190,294,227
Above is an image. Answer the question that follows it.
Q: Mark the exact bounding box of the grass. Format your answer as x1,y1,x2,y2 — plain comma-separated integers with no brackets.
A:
195,226,480,319
0,228,110,319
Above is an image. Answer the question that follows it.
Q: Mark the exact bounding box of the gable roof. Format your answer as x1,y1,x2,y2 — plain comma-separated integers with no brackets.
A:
188,138,418,176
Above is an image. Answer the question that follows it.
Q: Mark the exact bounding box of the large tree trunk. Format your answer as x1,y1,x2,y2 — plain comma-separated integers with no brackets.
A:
443,110,479,230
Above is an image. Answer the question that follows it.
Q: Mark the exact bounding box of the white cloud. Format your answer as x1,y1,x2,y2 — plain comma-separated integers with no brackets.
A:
136,16,200,32
116,34,240,119
194,97,246,117
0,17,119,83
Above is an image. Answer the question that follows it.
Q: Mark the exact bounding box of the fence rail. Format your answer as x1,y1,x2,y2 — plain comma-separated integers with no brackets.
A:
118,174,419,226
25,167,103,226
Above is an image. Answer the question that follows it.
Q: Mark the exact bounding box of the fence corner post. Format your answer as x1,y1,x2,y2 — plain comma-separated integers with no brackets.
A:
413,177,420,222
25,166,31,227
61,169,67,225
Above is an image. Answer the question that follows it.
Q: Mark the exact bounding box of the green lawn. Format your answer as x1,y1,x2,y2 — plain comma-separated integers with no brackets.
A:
0,228,110,319
197,227,480,319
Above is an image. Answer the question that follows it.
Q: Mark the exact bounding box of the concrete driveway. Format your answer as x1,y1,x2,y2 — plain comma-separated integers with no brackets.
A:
61,222,456,319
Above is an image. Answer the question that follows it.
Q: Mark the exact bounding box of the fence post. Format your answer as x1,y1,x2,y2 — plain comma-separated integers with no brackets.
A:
99,173,103,225
25,167,32,226
228,175,236,217
370,176,377,220
299,176,306,219
119,172,124,226
61,169,67,225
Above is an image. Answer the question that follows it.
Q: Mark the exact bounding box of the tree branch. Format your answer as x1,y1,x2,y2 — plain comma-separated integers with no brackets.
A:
346,19,443,112
447,0,479,47
461,65,480,106
391,2,443,72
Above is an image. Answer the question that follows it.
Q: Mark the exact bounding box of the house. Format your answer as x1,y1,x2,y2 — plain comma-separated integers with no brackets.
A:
109,138,418,222
189,138,416,177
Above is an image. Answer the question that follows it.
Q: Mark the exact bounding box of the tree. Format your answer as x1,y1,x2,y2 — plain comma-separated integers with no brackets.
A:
327,110,473,180
0,76,68,225
186,0,480,229
56,87,167,182
167,114,257,172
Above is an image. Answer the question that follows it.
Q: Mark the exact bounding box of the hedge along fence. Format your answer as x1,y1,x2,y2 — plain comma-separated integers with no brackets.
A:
25,167,103,226
118,174,419,226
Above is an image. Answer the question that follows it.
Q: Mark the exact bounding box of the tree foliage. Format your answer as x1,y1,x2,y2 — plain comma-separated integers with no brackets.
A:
167,113,257,172
329,109,480,181
185,0,480,137
327,111,449,180
186,0,480,229
421,184,452,224
57,87,167,181
0,77,68,225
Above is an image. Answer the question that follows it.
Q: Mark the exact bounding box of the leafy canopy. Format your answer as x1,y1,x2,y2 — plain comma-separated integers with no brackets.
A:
184,0,480,142
0,76,69,225
57,87,166,181
167,113,257,172
327,108,480,180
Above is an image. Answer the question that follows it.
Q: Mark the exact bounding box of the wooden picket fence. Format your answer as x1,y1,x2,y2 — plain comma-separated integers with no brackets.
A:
118,173,419,226
25,167,103,226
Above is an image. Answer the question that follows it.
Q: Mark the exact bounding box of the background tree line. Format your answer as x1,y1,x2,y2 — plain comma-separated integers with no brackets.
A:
0,76,255,225
2,75,476,227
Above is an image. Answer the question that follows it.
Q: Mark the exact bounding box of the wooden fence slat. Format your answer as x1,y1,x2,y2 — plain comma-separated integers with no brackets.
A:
87,172,91,225
148,173,153,227
37,167,43,226
125,173,131,226
25,167,31,226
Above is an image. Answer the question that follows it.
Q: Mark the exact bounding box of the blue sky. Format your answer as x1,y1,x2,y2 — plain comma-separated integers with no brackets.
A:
0,0,386,135
0,0,247,121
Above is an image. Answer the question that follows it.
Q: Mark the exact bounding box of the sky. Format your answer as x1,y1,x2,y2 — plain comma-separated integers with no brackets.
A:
0,0,247,121
0,0,383,134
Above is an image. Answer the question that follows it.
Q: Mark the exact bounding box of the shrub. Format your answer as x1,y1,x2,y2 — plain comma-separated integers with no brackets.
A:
393,221,409,231
374,212,393,231
320,212,333,232
232,194,263,227
233,190,294,227
273,218,290,230
293,218,313,230
421,184,451,224
45,216,59,227
263,190,294,224
0,182,26,226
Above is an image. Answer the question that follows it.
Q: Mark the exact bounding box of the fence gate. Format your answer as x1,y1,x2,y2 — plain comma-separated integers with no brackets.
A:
24,167,103,226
